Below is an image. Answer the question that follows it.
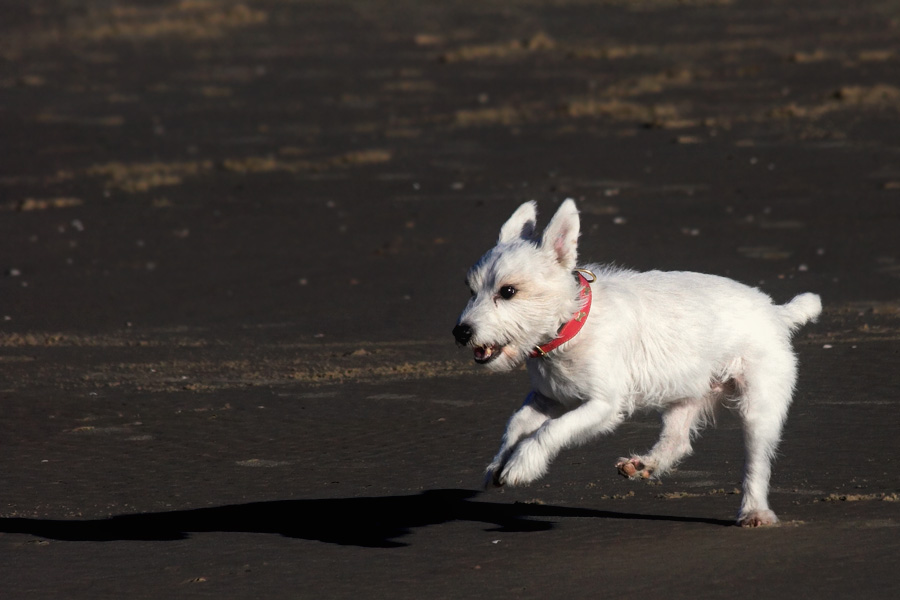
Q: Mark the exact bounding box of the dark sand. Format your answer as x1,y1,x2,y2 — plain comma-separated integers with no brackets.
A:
1,1,898,598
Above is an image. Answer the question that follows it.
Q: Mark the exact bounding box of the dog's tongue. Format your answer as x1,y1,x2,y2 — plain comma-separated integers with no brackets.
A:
474,346,493,361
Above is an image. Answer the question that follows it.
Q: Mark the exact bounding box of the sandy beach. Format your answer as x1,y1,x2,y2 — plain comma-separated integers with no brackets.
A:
1,1,899,597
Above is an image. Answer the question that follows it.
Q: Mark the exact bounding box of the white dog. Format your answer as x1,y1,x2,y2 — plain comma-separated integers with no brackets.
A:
453,199,821,527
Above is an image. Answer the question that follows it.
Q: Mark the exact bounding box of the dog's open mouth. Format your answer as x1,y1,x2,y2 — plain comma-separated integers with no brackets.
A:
473,344,503,364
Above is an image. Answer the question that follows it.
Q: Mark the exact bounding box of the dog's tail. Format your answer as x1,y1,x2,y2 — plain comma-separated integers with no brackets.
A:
778,293,822,332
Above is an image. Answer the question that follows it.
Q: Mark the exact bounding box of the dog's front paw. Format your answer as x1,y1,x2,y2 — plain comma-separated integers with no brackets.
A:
499,439,549,486
616,457,653,479
483,463,505,488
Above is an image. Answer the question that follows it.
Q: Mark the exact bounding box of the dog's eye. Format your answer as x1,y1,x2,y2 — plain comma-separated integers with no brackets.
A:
499,285,517,299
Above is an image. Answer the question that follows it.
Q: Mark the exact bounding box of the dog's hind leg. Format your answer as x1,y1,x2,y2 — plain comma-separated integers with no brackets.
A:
617,398,708,479
736,349,796,527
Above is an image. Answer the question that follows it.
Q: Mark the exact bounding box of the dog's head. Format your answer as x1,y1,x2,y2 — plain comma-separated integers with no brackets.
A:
452,199,582,371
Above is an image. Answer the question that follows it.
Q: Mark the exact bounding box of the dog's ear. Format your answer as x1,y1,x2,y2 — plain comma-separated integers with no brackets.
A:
541,199,579,269
498,201,538,243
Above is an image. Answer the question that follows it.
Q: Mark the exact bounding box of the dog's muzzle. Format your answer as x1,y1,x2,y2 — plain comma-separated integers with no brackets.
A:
452,324,473,346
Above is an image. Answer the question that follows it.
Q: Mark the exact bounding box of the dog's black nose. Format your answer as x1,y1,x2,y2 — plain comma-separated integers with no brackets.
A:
453,324,473,345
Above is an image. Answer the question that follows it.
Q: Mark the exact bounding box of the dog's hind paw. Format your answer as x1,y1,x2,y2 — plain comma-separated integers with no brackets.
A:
738,509,779,528
616,457,653,479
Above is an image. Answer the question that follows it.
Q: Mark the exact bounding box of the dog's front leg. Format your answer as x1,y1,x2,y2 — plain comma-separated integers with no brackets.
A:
485,391,560,488
499,397,622,487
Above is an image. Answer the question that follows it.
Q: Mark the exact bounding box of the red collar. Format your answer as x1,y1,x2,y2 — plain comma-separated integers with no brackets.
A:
530,270,594,358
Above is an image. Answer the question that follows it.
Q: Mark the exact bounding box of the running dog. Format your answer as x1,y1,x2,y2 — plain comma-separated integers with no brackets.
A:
452,199,820,526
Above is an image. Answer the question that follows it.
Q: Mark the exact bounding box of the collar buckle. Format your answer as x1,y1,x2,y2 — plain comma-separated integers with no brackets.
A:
529,269,595,359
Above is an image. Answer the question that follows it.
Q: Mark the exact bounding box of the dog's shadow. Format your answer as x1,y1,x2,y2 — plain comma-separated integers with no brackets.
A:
0,489,733,547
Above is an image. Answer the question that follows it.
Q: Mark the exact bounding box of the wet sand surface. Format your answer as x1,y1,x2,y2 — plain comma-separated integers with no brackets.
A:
1,1,899,597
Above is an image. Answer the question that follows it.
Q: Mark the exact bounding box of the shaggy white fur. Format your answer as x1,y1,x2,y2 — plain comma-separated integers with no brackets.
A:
453,199,821,527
